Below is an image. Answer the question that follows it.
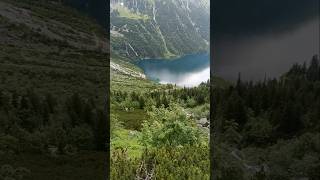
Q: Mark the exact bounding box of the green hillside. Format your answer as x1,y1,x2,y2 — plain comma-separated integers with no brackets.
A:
0,0,108,179
0,0,108,96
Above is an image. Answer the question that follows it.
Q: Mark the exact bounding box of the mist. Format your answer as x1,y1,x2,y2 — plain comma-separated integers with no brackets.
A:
158,67,210,87
213,18,319,81
212,0,319,81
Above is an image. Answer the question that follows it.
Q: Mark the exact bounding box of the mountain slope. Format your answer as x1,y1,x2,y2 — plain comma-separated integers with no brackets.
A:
0,1,108,179
0,0,108,97
110,0,209,60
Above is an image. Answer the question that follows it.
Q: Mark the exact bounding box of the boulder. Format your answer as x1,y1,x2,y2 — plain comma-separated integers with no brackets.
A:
198,118,209,127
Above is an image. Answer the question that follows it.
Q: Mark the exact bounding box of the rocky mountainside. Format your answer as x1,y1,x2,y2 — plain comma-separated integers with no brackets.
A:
110,0,210,60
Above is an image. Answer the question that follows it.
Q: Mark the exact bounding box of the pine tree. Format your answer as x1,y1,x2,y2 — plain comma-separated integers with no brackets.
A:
307,55,319,81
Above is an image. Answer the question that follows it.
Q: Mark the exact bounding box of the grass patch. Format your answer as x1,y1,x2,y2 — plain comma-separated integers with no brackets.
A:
111,129,143,158
114,5,149,20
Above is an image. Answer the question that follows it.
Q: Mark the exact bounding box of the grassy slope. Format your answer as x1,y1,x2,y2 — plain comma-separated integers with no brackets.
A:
0,0,108,179
114,4,150,20
0,0,108,98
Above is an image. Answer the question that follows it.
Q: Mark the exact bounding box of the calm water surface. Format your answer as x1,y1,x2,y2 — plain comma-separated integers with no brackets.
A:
136,53,209,87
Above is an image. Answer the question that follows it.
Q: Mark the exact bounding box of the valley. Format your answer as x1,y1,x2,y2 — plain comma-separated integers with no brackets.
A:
110,0,211,179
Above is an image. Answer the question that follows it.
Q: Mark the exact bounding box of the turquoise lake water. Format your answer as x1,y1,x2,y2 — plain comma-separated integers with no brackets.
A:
136,53,210,87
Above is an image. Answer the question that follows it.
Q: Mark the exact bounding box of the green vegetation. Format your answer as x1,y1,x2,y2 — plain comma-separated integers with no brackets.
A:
2,0,106,37
0,90,108,179
110,2,211,176
113,4,150,20
111,82,210,179
111,73,160,92
0,0,108,179
111,145,209,180
212,55,320,179
0,151,106,180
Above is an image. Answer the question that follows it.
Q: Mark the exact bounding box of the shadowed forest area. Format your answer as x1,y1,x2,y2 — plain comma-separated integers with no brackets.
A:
0,0,108,179
212,55,320,179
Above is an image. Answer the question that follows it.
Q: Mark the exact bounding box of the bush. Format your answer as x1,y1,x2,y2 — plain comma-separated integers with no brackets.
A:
69,125,94,150
21,131,46,153
243,114,273,145
0,135,20,154
111,145,209,180
140,104,201,147
186,97,197,108
0,164,30,180
44,124,67,154
213,142,246,180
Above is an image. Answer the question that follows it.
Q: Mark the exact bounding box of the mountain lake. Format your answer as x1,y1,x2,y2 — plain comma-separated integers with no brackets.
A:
136,53,210,87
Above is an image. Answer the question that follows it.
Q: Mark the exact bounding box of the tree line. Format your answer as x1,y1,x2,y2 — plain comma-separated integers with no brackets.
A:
111,81,210,111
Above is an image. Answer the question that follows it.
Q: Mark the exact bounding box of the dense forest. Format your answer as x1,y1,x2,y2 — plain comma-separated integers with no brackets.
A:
0,91,108,180
212,55,320,179
0,91,107,152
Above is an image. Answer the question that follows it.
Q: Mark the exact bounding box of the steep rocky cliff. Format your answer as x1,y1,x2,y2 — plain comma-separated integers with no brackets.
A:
110,0,209,60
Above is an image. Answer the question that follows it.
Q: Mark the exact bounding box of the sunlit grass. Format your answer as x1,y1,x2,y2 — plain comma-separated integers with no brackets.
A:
111,129,143,158
114,5,149,20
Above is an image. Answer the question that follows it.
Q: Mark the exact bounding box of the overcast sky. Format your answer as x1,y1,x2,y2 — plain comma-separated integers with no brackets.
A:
211,0,319,81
